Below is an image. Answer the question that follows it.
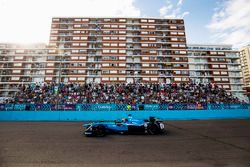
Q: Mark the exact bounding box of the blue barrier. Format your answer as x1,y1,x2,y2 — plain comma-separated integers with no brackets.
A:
0,103,250,121
0,109,250,121
1,103,249,111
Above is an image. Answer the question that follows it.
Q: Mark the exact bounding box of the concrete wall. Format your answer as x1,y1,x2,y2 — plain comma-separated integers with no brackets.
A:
0,109,250,121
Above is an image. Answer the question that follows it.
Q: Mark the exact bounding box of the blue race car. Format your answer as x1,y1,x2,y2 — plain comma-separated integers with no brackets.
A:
82,115,165,137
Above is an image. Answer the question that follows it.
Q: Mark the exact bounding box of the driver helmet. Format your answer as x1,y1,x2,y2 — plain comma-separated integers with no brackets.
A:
121,118,128,122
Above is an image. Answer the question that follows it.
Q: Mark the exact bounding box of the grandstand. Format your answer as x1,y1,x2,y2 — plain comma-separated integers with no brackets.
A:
3,82,244,105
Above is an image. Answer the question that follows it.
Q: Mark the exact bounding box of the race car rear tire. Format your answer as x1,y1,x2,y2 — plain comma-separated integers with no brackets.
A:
92,125,106,137
147,123,160,135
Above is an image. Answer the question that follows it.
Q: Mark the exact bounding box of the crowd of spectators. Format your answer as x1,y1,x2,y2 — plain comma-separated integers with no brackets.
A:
4,82,243,105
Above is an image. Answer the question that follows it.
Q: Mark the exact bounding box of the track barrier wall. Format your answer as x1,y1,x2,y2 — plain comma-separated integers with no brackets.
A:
0,104,250,121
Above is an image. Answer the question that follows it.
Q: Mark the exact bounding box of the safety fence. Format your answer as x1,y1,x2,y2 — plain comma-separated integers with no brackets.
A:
0,103,250,111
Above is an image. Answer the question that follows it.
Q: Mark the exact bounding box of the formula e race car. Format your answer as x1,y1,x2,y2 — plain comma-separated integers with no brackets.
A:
82,115,165,137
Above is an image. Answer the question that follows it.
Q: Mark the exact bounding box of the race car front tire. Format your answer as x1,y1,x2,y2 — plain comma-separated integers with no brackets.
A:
92,125,106,137
147,123,160,135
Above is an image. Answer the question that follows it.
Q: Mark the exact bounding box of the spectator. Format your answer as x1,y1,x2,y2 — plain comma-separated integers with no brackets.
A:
5,82,244,104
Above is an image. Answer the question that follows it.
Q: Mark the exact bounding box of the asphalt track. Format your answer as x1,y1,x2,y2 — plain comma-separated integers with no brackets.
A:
0,119,250,167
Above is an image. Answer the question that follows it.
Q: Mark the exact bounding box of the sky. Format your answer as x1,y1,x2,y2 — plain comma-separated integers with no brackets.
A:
0,0,249,48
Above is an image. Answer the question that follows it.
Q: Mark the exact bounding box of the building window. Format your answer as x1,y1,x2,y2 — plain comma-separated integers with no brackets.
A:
15,56,23,60
119,25,126,28
53,18,60,22
103,37,110,40
81,37,88,40
141,19,147,22
182,78,189,81
82,18,89,22
119,37,126,40
213,71,220,75
111,43,118,47
70,77,77,81
119,19,126,22
103,70,109,74
214,78,221,81
174,78,181,81
218,52,224,55
171,37,178,41
110,70,117,74
74,18,81,22
119,77,126,81
110,50,117,53
141,43,149,47
119,63,126,67
174,71,181,74
119,31,126,34
46,70,53,73
103,43,110,46
72,50,79,53
170,32,178,35
71,56,78,60
119,43,126,47
102,78,109,81
80,43,87,46
12,70,21,73
14,63,22,67
78,70,85,73
51,30,58,34
212,64,219,68
111,25,118,28
73,37,80,40
119,57,126,60
103,50,110,53
47,63,54,66
170,26,177,29
79,56,86,60
119,50,126,53
11,77,20,80
104,18,111,22
72,43,80,46
102,64,109,67
222,78,229,81
74,24,81,28
111,36,118,40
78,77,85,81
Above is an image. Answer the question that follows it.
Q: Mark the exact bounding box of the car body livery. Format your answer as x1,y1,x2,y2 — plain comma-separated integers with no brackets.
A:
82,115,165,137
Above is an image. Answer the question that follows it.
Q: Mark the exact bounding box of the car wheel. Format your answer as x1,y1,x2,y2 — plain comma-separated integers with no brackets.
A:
92,125,106,137
147,123,160,135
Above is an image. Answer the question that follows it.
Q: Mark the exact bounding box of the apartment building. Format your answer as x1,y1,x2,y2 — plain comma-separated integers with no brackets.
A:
240,45,250,100
0,17,247,101
188,44,246,101
0,43,47,96
48,17,188,83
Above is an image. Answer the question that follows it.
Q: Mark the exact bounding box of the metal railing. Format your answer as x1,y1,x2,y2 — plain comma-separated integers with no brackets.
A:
0,104,249,111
